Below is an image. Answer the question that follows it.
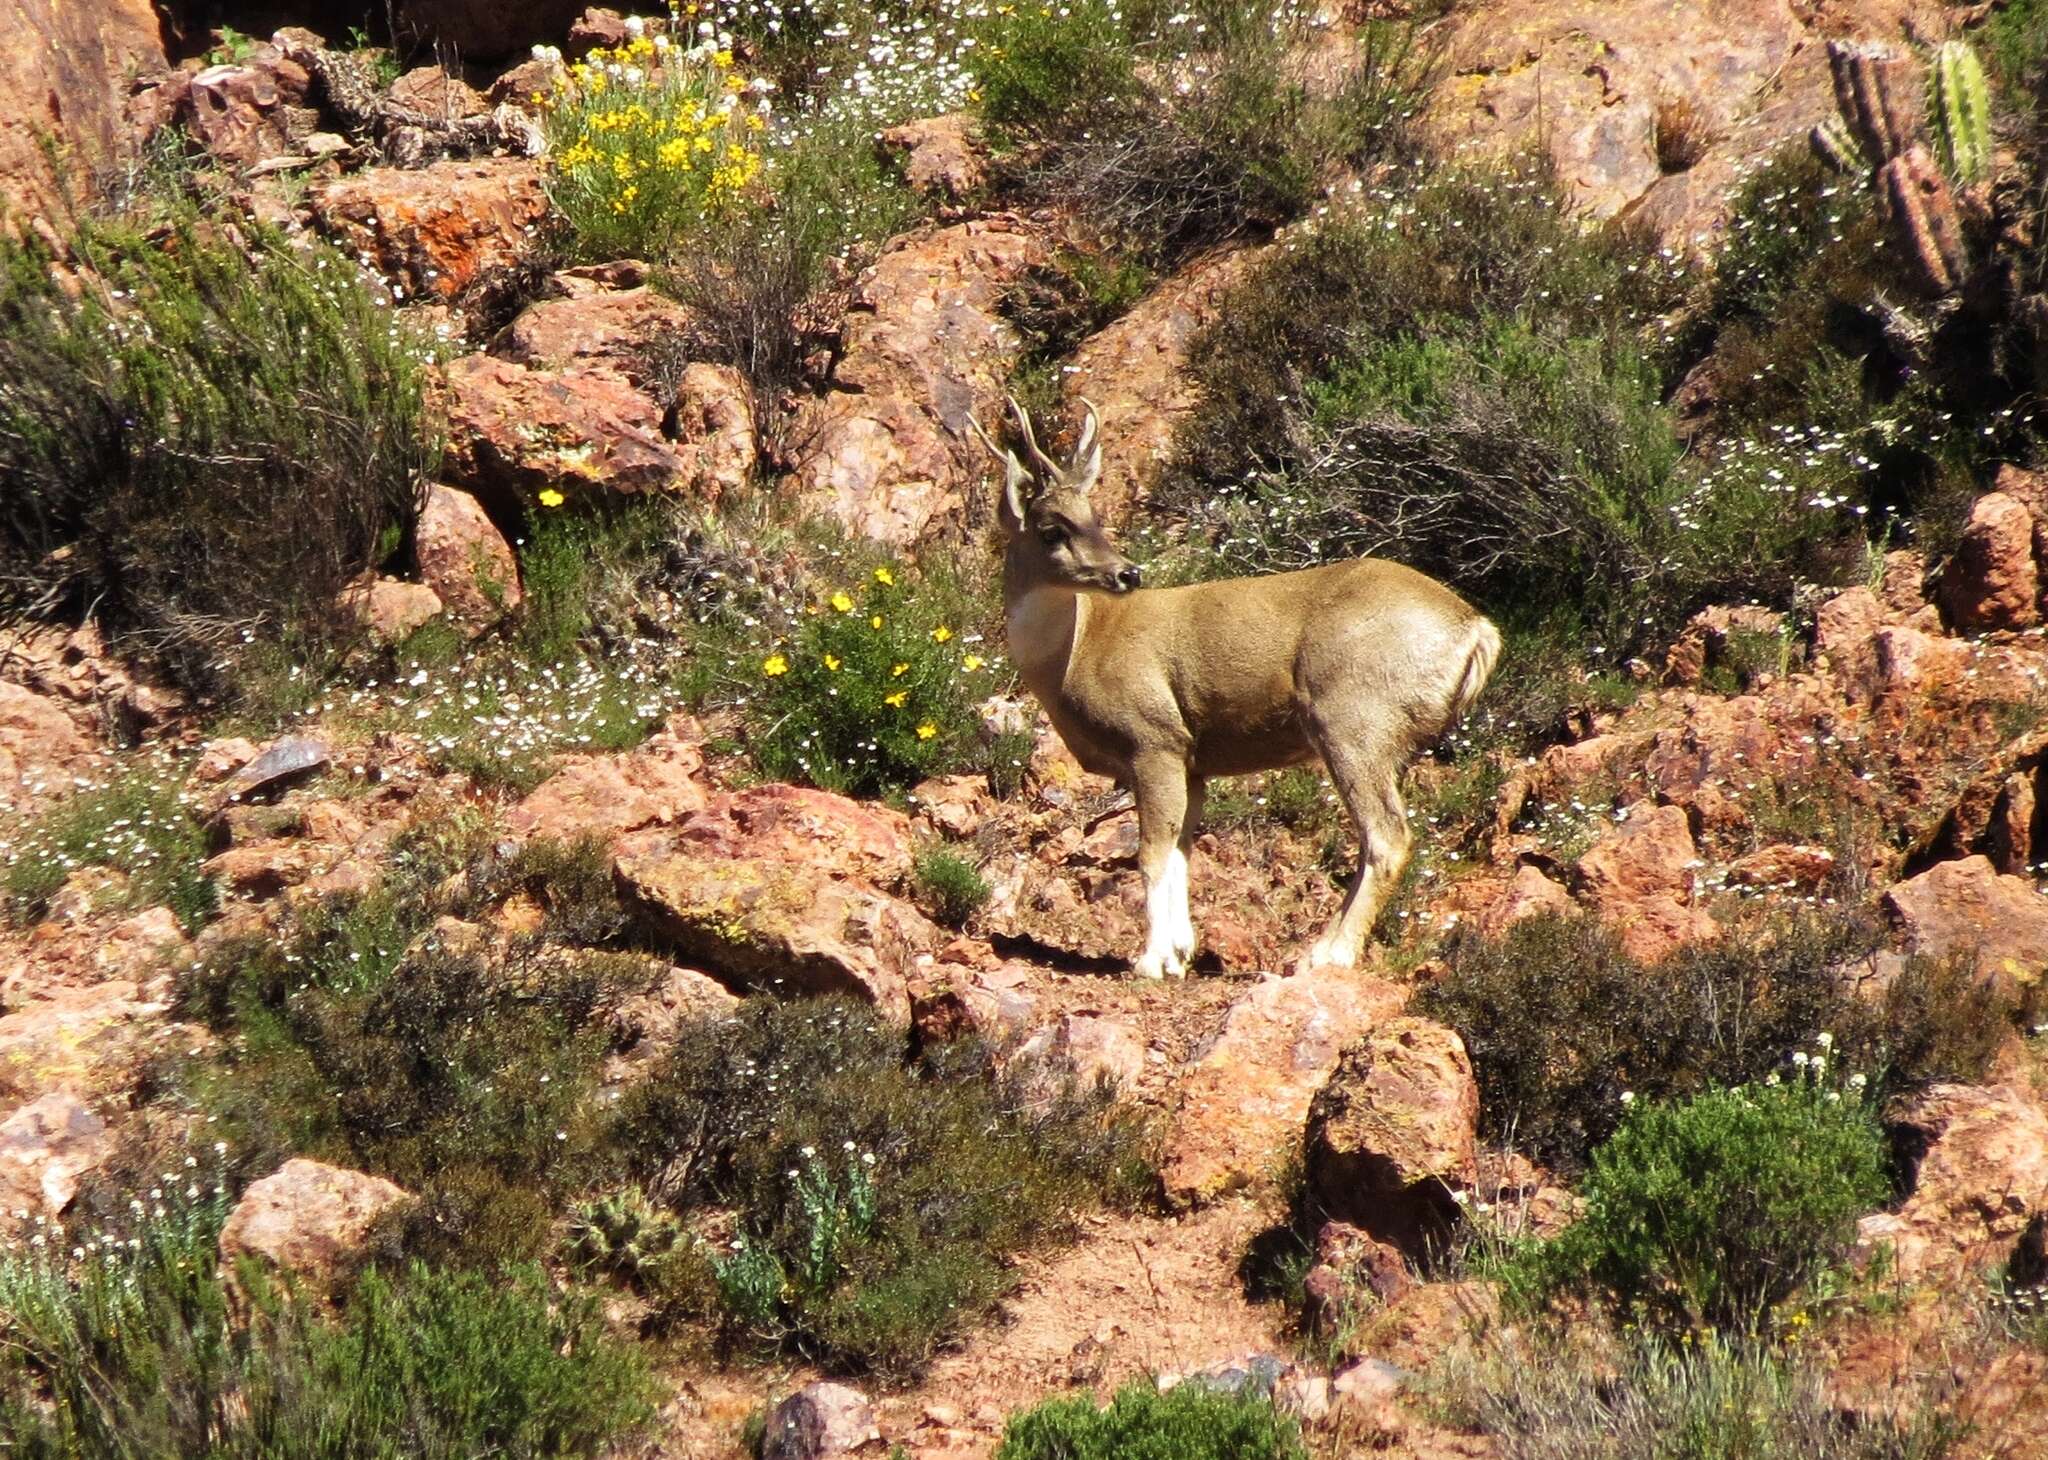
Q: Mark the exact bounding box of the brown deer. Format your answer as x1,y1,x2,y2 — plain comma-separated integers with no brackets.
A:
970,398,1499,978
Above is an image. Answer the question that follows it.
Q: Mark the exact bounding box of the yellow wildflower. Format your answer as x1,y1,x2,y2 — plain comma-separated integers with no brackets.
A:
762,653,790,677
831,591,855,613
874,566,895,586
871,615,884,629
884,691,908,708
931,625,953,643
916,723,938,740
823,654,841,671
891,662,909,677
962,654,986,672
537,488,566,508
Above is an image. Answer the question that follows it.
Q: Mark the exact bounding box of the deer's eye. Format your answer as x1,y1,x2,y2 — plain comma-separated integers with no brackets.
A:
1039,525,1066,547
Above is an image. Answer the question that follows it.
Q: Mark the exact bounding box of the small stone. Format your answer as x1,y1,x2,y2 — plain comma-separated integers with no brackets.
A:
761,1381,881,1460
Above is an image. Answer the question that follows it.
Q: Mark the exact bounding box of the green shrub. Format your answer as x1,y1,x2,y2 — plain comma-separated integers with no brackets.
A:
0,205,436,699
617,997,1154,1374
1415,910,1962,1172
994,1380,1308,1460
1499,1076,1889,1334
913,845,991,926
744,566,992,797
983,5,1433,263
0,1183,652,1458
1444,1328,1962,1460
176,869,653,1269
2,768,215,931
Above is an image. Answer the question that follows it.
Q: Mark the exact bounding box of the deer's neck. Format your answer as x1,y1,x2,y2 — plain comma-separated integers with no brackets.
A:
1004,579,1088,700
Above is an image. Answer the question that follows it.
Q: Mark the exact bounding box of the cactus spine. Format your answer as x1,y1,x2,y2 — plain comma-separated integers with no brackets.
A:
1810,114,1868,175
1877,146,1971,295
1928,40,1993,184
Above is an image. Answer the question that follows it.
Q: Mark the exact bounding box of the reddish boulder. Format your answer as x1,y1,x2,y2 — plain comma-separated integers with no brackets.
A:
1161,967,1405,1207
1725,843,1838,892
1940,491,2041,633
1882,855,2048,997
1815,586,1885,702
1474,864,1576,938
0,981,180,1103
1661,604,1785,687
672,785,915,887
1302,1220,1415,1335
670,362,756,502
877,113,987,200
0,680,98,818
339,576,443,644
504,714,710,843
1855,1083,2048,1283
311,160,551,301
1063,248,1254,526
793,218,1046,546
490,287,693,382
1575,802,1716,961
911,963,1039,1046
0,1092,109,1234
611,846,936,1022
387,64,486,117
0,0,169,218
178,58,312,168
219,1159,412,1302
415,484,521,628
1015,1013,1147,1094
1305,1017,1480,1256
1874,624,1971,696
439,352,686,507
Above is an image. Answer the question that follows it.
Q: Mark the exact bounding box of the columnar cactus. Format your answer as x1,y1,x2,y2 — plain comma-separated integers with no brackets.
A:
1827,40,1925,164
1929,39,1993,184
1876,145,1972,295
1818,38,1995,298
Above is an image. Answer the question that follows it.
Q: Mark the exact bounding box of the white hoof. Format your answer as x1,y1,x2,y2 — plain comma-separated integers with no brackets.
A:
1304,936,1356,971
1133,951,1169,981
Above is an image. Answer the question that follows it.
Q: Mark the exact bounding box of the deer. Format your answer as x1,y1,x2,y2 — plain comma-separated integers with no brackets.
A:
969,397,1500,980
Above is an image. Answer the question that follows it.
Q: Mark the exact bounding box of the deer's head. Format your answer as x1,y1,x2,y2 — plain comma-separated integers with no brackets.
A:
971,397,1142,595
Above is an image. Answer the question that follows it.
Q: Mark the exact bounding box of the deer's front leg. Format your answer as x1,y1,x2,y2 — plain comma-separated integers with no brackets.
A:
1131,755,1191,980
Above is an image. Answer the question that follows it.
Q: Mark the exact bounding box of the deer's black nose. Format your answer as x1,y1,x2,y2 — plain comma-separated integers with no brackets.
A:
1117,566,1142,591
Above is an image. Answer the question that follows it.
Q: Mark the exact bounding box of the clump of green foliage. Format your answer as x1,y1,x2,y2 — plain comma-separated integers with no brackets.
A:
1416,910,2014,1172
174,820,656,1269
1495,1076,1889,1335
1443,1328,1961,1460
2,768,215,931
0,1183,652,1458
617,997,1154,1375
0,204,436,700
913,845,991,927
744,566,993,797
994,1379,1308,1460
980,3,1434,264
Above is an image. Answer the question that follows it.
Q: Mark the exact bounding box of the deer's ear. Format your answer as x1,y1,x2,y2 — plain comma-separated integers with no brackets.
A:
1070,398,1103,496
970,413,1036,531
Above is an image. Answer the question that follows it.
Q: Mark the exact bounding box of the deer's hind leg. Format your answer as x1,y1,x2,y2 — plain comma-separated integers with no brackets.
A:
1131,753,1195,980
1303,722,1413,971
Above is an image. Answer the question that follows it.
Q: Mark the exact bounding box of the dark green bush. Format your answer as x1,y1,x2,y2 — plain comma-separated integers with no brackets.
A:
2,768,215,931
994,1380,1307,1460
617,997,1154,1374
984,6,1432,263
176,858,653,1269
0,1186,652,1458
913,845,991,927
0,206,436,699
1415,909,2012,1173
1498,1078,1889,1334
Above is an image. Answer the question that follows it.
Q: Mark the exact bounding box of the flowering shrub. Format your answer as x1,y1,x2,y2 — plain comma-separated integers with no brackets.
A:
744,565,990,796
1497,1060,1889,1335
538,20,771,262
1,766,215,932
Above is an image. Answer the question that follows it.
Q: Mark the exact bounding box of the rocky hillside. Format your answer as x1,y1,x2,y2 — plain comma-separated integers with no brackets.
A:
2,0,2048,1456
